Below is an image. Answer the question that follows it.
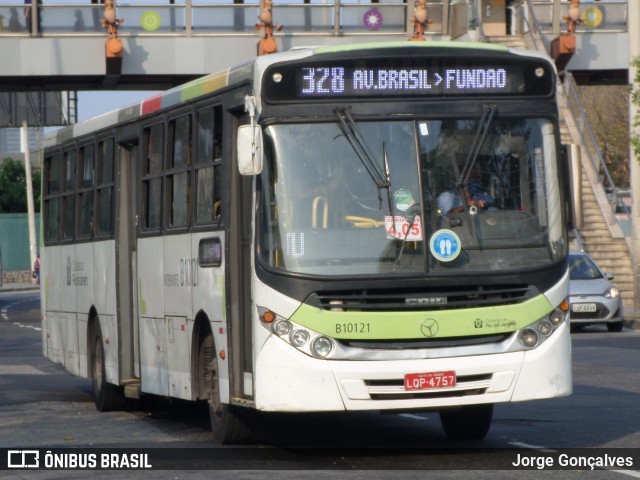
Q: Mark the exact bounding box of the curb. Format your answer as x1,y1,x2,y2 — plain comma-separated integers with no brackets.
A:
0,284,40,292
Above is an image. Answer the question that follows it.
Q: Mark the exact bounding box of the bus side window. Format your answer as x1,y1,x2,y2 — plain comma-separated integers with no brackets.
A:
96,138,115,236
61,149,76,240
43,153,62,243
167,114,191,228
77,144,95,238
195,105,223,226
142,124,164,231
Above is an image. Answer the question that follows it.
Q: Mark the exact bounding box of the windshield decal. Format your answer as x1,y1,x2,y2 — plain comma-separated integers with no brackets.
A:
430,229,462,262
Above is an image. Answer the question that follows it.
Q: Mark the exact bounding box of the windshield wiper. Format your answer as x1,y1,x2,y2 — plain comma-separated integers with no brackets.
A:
336,109,420,265
335,108,391,210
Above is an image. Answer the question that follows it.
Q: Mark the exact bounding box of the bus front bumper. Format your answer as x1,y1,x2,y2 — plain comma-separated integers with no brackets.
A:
253,324,572,412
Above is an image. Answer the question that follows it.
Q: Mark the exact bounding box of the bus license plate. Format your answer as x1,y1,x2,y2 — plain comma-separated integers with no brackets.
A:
572,303,596,313
404,371,456,391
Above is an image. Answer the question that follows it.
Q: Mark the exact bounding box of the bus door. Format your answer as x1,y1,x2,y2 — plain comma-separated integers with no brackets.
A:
228,109,254,403
116,141,139,391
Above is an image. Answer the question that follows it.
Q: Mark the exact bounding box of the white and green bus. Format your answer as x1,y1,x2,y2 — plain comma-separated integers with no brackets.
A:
41,41,572,443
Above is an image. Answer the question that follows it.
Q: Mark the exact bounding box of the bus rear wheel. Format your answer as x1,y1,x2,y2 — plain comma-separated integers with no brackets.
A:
90,323,124,412
439,404,493,440
199,331,254,444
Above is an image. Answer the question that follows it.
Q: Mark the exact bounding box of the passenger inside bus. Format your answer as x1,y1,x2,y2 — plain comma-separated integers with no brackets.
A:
437,165,494,215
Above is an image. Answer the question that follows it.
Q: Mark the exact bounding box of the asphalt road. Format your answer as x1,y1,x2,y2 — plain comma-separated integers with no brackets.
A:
1,289,640,480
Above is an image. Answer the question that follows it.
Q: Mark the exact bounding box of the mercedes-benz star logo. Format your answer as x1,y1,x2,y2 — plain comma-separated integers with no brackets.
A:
421,318,439,337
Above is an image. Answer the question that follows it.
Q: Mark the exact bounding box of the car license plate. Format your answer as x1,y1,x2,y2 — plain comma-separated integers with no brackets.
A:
404,371,456,391
572,303,597,313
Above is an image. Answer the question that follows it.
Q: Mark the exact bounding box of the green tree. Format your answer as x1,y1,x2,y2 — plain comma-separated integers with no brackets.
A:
0,157,41,213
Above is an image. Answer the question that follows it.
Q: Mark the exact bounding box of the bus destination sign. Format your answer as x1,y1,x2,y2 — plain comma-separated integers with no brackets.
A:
263,56,554,102
299,66,518,97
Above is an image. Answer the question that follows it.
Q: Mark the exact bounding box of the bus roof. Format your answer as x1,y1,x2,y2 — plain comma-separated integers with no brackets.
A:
44,41,552,148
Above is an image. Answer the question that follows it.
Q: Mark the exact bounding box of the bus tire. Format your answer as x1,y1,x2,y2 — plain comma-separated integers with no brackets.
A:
199,331,254,444
439,404,493,440
90,322,124,412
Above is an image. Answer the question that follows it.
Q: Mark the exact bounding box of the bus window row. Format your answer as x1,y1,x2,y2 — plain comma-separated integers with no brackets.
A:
43,104,224,244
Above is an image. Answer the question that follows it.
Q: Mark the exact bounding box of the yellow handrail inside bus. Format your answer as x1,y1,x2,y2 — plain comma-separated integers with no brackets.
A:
345,216,385,228
312,196,328,229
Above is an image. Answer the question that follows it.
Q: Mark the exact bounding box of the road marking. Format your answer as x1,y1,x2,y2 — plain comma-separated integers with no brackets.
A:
611,471,640,479
398,413,428,421
12,322,41,332
508,441,549,450
1,295,41,330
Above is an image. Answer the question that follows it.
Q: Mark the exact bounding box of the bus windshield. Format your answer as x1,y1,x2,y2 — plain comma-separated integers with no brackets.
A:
259,117,565,276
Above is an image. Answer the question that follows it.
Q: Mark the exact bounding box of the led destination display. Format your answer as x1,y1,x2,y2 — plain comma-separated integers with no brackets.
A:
263,55,554,102
300,66,513,96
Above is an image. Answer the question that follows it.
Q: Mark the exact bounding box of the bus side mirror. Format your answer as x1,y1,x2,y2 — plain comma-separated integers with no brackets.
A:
237,124,263,175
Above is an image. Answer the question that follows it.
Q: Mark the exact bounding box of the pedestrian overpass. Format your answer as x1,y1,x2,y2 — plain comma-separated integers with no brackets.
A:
0,1,631,91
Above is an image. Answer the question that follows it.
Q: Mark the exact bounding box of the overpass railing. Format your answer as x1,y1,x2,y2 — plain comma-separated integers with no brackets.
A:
0,1,456,37
529,0,628,34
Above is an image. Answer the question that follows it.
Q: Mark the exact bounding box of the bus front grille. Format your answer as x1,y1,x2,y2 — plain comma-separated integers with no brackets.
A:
339,333,513,350
307,285,536,312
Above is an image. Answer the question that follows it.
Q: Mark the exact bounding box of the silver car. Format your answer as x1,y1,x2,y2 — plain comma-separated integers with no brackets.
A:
569,251,624,332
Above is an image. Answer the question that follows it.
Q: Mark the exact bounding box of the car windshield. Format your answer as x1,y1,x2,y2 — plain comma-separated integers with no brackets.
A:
569,254,604,280
258,117,565,277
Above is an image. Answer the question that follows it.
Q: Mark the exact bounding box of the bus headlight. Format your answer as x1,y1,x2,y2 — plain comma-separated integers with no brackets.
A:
538,320,553,336
273,320,292,336
312,336,333,357
291,329,310,347
520,328,539,348
549,309,564,326
517,300,568,350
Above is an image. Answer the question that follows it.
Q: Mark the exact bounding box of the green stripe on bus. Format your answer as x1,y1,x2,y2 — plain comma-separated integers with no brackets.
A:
290,295,553,340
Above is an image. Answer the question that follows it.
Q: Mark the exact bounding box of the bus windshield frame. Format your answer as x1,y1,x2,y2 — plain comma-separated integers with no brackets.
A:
257,113,565,277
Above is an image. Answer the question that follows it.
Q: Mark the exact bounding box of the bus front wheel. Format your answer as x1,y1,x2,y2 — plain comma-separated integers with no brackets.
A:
90,322,124,412
439,404,493,440
200,331,254,444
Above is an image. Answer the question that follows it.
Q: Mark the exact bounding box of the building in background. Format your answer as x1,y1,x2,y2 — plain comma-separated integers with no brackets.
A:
0,128,41,166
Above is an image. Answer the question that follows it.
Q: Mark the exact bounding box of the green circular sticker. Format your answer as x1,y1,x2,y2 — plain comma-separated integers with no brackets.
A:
141,11,161,31
394,188,415,212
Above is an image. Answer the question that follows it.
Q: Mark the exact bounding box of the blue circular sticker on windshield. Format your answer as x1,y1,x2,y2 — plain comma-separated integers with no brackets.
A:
429,229,461,262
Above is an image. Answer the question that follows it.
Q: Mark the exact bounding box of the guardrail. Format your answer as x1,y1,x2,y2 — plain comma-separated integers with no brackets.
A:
0,1,452,37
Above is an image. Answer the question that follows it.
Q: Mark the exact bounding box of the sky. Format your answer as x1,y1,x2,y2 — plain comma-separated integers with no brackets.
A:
77,90,158,122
